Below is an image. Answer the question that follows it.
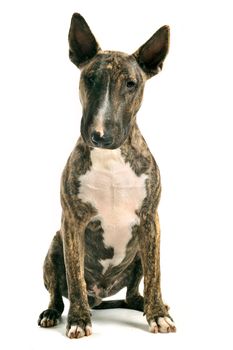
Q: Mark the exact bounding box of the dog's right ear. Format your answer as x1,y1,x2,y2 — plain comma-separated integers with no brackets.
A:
68,13,101,68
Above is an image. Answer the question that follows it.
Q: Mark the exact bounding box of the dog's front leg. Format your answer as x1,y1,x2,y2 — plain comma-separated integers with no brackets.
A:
139,211,176,333
62,215,92,338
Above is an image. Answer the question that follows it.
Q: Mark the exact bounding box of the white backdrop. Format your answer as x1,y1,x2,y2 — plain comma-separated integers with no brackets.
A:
0,0,233,349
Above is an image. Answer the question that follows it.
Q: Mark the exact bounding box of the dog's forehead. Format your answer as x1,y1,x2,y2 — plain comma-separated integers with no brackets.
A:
83,51,141,78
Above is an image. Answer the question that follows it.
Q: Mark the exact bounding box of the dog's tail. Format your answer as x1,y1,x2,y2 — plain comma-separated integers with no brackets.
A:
92,299,143,312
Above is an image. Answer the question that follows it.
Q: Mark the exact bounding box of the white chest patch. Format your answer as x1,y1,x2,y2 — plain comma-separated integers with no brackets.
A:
78,148,147,273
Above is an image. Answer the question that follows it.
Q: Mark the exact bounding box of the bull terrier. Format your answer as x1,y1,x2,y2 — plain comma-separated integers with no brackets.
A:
38,13,176,338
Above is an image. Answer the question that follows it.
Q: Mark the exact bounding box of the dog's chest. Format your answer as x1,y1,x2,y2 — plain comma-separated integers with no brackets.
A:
78,148,147,272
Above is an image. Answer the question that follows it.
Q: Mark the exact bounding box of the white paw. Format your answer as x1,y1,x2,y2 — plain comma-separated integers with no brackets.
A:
149,317,176,333
66,325,92,339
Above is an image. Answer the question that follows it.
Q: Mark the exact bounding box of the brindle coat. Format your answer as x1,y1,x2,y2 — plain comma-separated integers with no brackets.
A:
38,13,176,338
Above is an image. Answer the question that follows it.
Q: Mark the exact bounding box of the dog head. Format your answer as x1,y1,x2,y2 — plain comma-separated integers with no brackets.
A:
69,13,169,149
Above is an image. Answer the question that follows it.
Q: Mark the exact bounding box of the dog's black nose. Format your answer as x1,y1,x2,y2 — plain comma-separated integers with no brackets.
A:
91,131,113,147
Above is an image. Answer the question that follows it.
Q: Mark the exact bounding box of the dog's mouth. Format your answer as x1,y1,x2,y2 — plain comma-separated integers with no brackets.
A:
90,131,114,149
85,136,122,150
81,117,131,150
81,128,126,150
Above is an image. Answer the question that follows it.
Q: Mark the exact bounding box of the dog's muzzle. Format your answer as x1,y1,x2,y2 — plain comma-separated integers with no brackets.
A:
90,131,114,148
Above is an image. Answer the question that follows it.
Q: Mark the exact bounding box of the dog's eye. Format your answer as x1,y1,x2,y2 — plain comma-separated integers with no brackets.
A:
126,80,137,90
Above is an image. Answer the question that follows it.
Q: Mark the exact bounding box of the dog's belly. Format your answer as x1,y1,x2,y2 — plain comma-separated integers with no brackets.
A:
79,148,147,275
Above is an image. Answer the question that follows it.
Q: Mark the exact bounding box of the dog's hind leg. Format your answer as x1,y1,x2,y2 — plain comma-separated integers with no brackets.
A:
38,231,66,327
93,254,144,311
125,254,144,311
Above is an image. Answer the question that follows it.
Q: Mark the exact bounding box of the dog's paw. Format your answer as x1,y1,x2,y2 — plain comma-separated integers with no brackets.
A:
66,310,92,339
149,317,176,333
66,324,92,339
38,308,60,327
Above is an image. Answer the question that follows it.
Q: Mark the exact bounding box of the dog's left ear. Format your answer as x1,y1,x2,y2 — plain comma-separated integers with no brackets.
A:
133,25,170,78
68,13,101,68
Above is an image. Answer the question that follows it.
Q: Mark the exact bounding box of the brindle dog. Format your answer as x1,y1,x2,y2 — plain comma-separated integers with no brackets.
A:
38,13,176,338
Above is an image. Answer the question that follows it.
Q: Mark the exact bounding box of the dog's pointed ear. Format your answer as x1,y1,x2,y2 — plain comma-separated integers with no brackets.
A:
68,13,101,68
133,25,170,78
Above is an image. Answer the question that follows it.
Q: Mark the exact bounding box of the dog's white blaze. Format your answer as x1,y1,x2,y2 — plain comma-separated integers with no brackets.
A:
79,148,147,273
94,84,109,137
